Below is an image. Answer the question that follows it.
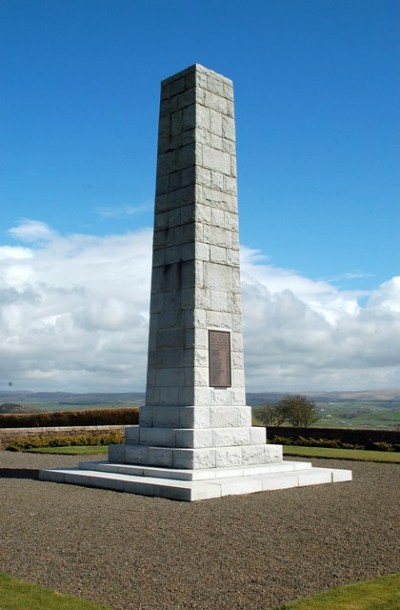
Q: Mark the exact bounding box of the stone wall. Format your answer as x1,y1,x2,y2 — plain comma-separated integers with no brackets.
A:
0,425,125,449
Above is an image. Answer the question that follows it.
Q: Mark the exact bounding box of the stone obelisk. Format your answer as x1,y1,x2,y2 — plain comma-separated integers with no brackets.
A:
109,64,274,469
40,65,352,499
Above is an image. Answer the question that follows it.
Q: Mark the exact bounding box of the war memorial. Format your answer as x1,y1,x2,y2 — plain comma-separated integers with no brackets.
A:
40,65,352,500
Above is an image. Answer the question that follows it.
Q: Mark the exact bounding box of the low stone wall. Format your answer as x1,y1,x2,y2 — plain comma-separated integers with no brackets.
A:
0,425,125,450
267,426,400,446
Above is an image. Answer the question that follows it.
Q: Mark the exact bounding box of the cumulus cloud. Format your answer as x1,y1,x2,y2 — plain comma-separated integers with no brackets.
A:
1,219,400,392
0,220,152,391
241,247,400,391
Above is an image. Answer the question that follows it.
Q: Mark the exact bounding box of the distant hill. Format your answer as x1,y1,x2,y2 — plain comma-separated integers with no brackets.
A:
2,389,400,407
0,391,145,408
247,390,400,405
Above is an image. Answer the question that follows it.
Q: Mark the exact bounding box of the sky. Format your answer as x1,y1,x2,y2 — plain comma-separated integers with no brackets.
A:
0,0,399,393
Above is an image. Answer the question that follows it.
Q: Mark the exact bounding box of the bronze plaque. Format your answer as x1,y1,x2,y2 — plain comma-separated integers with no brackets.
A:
209,330,231,388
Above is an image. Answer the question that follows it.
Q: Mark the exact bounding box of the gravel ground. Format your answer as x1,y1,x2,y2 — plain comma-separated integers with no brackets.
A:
0,452,399,610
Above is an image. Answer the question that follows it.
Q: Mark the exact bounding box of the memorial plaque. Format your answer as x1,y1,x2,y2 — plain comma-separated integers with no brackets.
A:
209,330,231,388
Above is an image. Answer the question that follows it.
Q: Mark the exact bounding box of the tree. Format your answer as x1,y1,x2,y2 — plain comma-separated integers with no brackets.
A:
277,395,319,427
255,403,287,426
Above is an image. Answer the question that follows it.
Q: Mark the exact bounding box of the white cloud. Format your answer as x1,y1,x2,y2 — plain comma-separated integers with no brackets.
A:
1,220,151,391
8,219,57,243
241,247,400,391
1,220,400,393
96,204,150,219
0,246,33,261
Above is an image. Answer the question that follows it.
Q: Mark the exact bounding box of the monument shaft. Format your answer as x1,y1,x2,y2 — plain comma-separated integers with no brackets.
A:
145,64,245,410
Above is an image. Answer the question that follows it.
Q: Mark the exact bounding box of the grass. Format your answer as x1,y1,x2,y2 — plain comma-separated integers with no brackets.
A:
283,445,400,463
27,445,109,455
0,572,110,610
272,572,400,609
26,445,400,461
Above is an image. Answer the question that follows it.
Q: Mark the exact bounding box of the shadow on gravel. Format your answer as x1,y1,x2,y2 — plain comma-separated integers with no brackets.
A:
0,468,39,480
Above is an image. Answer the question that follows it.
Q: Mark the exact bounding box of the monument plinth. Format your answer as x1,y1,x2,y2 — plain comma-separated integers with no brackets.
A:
40,65,352,500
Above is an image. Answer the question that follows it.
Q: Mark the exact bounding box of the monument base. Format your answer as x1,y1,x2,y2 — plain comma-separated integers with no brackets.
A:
39,456,352,501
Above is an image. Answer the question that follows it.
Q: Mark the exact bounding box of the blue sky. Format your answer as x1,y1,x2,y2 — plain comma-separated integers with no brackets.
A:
0,0,399,392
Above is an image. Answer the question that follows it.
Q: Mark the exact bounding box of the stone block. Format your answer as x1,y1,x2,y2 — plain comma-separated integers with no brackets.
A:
165,245,183,264
192,448,216,469
231,368,245,387
249,427,267,445
108,444,126,463
241,445,266,465
297,469,333,486
125,445,148,464
139,427,176,447
147,447,173,467
204,261,233,291
194,241,210,261
209,245,227,264
145,387,160,405
151,406,181,427
202,146,231,175
264,444,283,463
211,170,224,191
261,472,300,491
171,448,193,469
162,291,181,312
210,290,228,312
159,387,180,405
154,482,192,501
175,429,213,448
216,477,263,496
212,427,250,446
215,446,242,467
178,387,195,406
196,204,212,224
224,175,237,195
156,367,185,387
203,224,232,248
330,468,353,482
226,248,240,267
139,406,153,427
124,479,156,496
125,427,140,444
209,407,239,428
193,366,209,386
209,108,223,134
179,406,210,428
193,387,214,406
210,134,223,151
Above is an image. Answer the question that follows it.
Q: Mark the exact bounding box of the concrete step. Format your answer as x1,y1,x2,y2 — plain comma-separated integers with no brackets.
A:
77,459,313,481
39,463,352,501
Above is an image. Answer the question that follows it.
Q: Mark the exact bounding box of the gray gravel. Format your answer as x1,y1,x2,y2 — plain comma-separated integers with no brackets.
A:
0,451,399,610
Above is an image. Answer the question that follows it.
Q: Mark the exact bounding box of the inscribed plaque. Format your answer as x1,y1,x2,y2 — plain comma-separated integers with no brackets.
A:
209,330,231,388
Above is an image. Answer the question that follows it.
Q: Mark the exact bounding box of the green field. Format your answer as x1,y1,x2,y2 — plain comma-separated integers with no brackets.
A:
283,445,400,463
2,390,400,429
314,400,400,429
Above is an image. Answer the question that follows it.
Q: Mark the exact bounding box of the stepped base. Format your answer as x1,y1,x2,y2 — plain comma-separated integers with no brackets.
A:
108,441,281,469
39,459,352,501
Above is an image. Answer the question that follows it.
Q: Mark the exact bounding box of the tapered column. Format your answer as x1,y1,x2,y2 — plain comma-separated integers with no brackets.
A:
145,64,246,411
110,64,271,469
